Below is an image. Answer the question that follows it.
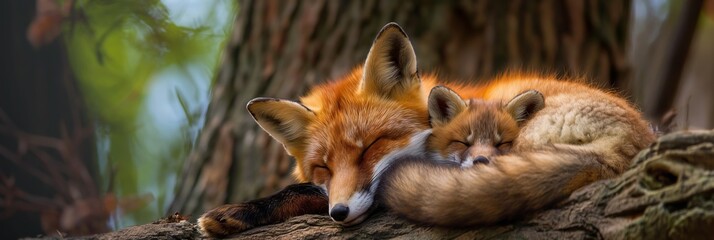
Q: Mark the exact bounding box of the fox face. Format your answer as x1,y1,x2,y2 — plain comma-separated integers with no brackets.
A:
247,23,431,225
427,86,545,167
300,101,431,225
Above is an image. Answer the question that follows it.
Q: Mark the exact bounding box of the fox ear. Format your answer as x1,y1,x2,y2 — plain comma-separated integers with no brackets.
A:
504,90,545,124
247,98,315,158
360,22,419,100
428,86,466,127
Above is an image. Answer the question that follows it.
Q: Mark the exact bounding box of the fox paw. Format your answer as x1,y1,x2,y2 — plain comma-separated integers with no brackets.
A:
197,204,256,238
197,183,328,238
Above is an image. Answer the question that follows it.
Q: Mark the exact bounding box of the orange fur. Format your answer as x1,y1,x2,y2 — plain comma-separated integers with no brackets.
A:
199,22,655,237
200,23,488,236
242,23,480,227
381,77,656,227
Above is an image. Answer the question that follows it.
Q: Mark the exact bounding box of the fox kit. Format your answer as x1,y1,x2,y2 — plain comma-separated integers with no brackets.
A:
198,23,483,237
425,86,542,168
380,78,656,227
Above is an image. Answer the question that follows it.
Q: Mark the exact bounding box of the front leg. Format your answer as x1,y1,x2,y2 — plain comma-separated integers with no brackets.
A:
197,183,328,238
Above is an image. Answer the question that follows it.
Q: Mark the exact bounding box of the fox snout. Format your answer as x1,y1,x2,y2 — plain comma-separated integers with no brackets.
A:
461,154,490,168
329,204,349,221
328,190,375,226
460,144,495,167
467,155,490,164
327,167,376,225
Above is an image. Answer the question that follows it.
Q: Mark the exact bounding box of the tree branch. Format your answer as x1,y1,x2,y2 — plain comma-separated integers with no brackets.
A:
31,130,714,239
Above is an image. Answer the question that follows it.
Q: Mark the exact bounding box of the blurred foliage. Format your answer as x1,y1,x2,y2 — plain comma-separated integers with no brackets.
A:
63,0,235,228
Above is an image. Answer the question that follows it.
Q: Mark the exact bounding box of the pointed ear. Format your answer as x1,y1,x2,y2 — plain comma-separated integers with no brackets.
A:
360,22,419,99
428,86,467,127
504,90,545,124
247,98,315,158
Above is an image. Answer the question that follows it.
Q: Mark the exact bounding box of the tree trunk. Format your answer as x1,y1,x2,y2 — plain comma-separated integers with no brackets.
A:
169,0,633,218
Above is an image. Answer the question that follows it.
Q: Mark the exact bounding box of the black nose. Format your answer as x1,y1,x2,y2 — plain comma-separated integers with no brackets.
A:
473,155,490,164
330,204,349,221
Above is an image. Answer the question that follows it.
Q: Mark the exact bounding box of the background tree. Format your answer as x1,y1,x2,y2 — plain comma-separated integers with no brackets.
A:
169,0,634,218
2,1,234,238
1,1,99,238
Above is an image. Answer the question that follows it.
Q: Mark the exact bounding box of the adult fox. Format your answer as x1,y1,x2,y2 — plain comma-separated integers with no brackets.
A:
198,22,480,237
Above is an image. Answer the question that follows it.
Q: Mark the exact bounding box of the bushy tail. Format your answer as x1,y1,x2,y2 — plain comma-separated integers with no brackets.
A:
379,147,615,227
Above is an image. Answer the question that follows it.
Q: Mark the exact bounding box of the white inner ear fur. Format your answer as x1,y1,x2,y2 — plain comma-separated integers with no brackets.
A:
359,24,418,98
247,99,315,152
505,90,545,122
428,86,466,127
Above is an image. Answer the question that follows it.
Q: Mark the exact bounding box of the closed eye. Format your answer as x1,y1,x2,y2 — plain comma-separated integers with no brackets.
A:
312,164,331,185
312,163,330,174
453,140,470,147
359,137,383,160
496,141,513,152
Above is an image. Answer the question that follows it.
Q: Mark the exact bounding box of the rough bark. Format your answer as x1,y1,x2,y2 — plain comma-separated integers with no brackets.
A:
38,130,714,239
23,222,200,240
170,0,634,219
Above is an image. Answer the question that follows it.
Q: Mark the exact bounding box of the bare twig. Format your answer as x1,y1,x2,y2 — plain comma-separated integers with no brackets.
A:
659,109,677,134
0,146,55,186
30,149,71,199
0,104,105,234
0,173,61,211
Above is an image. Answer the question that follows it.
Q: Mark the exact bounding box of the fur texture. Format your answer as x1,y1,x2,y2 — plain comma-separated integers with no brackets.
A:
200,23,482,236
380,78,656,226
198,183,327,238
